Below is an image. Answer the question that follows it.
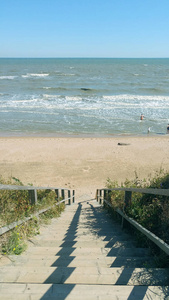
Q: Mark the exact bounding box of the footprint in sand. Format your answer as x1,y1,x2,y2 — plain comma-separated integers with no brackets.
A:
82,167,91,172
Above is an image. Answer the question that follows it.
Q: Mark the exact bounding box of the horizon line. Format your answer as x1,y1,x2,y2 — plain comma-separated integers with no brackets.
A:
0,57,169,59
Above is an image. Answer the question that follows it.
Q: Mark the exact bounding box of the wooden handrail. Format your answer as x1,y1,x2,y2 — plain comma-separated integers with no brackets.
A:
98,187,169,197
0,198,69,236
0,184,75,205
0,184,71,191
0,185,75,236
96,188,169,255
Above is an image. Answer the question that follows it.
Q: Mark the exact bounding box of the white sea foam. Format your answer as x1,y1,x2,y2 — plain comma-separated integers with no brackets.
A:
2,94,169,113
0,76,17,80
8,110,59,116
43,94,62,99
54,71,75,76
22,73,49,78
103,94,169,101
65,96,82,101
10,99,37,103
65,73,75,76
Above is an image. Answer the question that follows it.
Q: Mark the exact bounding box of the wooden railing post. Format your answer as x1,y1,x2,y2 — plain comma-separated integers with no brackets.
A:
103,189,107,207
55,189,59,199
68,190,71,205
96,189,98,202
124,191,132,212
99,189,102,204
28,189,37,205
72,190,75,203
122,191,132,228
108,189,111,202
61,189,65,201
104,189,106,204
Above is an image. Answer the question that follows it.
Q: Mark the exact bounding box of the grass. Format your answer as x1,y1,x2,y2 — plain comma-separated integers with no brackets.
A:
0,176,65,255
105,169,169,265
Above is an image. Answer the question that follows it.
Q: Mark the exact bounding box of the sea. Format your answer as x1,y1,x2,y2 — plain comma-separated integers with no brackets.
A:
0,58,169,137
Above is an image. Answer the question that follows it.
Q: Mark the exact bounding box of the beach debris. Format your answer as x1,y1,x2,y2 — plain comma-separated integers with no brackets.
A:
118,143,130,146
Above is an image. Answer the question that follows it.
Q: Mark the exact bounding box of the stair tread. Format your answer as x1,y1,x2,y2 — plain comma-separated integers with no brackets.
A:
0,266,168,285
0,199,168,298
24,246,151,257
0,283,168,300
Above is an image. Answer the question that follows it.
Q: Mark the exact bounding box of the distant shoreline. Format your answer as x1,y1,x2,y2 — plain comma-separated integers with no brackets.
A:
0,131,168,138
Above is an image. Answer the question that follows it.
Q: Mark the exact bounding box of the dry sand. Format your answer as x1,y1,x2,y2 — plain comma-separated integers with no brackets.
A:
0,136,169,198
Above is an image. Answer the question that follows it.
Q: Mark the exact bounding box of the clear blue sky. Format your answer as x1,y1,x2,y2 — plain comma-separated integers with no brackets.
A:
0,0,169,58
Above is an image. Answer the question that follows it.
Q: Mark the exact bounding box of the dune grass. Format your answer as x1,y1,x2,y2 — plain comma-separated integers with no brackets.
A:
0,176,65,255
106,169,169,245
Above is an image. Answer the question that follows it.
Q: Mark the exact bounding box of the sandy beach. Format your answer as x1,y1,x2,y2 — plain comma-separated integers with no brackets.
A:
0,136,169,198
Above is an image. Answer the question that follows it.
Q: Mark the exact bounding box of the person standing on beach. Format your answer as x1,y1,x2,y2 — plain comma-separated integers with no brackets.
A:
167,124,169,133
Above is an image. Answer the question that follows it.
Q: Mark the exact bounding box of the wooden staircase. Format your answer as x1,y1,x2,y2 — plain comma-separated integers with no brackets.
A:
0,199,168,299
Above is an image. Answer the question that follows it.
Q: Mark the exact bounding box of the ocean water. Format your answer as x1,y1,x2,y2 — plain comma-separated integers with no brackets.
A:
0,58,169,136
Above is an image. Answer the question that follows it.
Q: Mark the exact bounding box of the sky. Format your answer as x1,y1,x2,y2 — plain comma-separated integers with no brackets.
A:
0,0,169,58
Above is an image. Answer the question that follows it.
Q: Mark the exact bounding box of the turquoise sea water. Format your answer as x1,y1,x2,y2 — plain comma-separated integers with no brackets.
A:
0,58,169,136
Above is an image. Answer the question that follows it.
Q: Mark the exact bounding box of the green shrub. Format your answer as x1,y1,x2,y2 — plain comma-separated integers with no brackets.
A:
105,170,169,244
1,229,27,255
0,177,33,226
0,176,65,255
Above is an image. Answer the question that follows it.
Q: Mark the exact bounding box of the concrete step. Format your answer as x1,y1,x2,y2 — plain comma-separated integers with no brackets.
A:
0,199,168,299
39,227,124,234
32,235,134,243
32,232,131,241
0,283,168,300
6,254,153,268
32,232,132,240
24,246,151,257
27,240,135,248
0,266,168,285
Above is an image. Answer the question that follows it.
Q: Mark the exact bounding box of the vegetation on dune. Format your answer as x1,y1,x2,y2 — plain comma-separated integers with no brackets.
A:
0,176,65,255
106,169,169,245
1,171,169,258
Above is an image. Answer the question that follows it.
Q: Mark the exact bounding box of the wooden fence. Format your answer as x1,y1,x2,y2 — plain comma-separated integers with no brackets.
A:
0,184,75,236
96,187,169,256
